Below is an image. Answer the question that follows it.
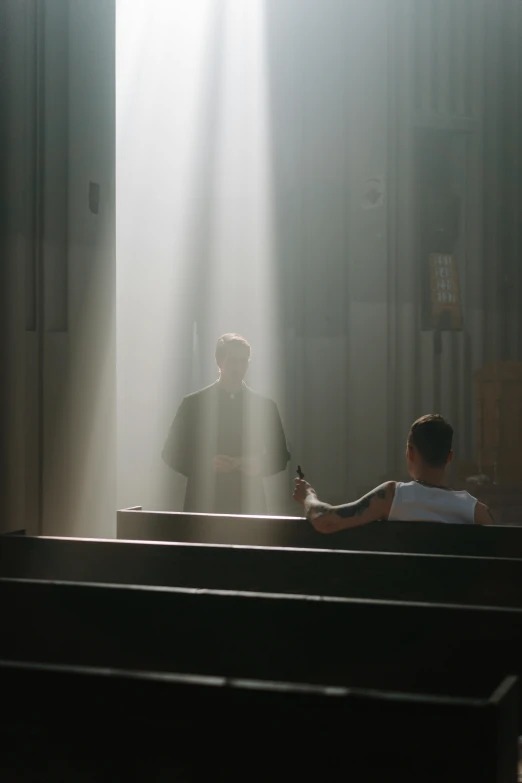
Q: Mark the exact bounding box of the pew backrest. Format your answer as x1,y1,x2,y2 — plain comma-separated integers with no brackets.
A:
0,659,517,783
3,535,522,608
2,577,522,713
117,507,522,558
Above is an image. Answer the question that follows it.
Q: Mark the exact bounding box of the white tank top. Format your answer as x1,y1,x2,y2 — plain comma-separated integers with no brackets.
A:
388,481,477,524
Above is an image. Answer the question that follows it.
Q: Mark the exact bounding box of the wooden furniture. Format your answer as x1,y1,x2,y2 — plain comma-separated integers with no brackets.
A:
4,535,522,608
0,660,517,783
3,577,522,732
117,507,522,557
475,362,522,484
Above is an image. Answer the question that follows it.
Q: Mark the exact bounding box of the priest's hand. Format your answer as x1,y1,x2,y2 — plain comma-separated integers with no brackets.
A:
213,455,236,474
234,456,262,477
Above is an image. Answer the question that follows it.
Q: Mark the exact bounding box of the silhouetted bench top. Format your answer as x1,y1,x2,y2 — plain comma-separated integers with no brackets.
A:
117,507,522,558
3,534,522,608
2,577,522,727
0,659,517,783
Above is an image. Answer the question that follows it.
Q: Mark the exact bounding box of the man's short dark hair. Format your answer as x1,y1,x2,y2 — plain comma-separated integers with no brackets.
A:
408,414,453,467
215,333,251,365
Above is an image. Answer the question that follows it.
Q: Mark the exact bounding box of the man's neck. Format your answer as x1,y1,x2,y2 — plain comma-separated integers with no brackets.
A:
414,470,449,489
217,378,243,394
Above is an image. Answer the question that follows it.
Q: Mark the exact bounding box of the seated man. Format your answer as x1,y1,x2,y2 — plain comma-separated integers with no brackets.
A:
294,414,494,532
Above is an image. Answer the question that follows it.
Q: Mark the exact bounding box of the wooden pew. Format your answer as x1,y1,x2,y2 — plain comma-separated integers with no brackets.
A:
3,534,522,608
2,577,522,725
117,507,522,558
0,659,517,783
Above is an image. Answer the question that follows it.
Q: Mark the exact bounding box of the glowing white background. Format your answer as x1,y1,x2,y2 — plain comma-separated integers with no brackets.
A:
117,0,284,511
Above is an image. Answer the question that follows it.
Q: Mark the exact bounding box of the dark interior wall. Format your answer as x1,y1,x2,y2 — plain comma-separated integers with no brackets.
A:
0,0,116,536
482,0,522,362
0,0,41,534
390,0,522,478
63,0,116,537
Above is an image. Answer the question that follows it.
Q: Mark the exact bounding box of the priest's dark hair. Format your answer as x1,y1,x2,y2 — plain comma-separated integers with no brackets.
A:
215,333,251,364
408,414,453,468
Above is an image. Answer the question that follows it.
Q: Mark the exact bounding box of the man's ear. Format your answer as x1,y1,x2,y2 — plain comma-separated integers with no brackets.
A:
446,449,454,465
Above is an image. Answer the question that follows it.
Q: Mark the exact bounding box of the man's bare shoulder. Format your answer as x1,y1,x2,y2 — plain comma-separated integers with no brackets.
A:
335,481,396,521
358,481,396,499
369,481,397,503
381,481,397,495
377,481,396,516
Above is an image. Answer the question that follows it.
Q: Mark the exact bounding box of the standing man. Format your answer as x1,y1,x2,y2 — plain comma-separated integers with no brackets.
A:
163,333,290,514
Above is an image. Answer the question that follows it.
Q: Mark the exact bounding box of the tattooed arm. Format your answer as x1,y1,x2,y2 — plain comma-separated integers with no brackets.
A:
293,480,396,534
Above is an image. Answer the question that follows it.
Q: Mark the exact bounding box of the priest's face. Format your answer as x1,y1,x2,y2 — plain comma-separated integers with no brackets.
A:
218,343,251,389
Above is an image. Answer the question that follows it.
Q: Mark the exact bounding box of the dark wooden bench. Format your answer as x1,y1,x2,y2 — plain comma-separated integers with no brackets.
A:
117,507,522,558
2,577,522,725
3,534,522,608
0,659,517,783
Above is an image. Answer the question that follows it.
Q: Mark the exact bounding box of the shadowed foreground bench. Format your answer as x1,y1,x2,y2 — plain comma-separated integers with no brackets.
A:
0,660,518,783
2,577,522,725
3,534,522,607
